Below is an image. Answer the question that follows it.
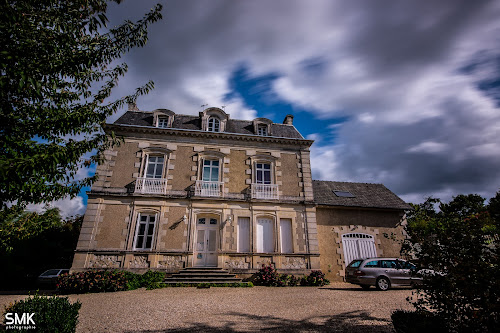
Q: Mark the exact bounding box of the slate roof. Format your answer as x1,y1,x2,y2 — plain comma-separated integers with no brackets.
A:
113,111,304,139
313,180,411,210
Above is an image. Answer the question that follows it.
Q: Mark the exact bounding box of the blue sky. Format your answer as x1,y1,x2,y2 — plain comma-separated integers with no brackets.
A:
31,0,500,217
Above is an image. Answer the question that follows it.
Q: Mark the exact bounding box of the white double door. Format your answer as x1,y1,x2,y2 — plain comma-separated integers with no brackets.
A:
194,224,218,267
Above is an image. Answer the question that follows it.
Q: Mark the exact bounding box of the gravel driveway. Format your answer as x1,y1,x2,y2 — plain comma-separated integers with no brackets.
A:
0,283,413,332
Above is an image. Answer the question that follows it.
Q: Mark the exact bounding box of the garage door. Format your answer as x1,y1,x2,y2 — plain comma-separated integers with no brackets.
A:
341,233,377,267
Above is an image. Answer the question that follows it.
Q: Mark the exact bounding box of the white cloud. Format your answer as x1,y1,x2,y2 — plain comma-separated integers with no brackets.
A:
407,141,448,154
26,196,86,219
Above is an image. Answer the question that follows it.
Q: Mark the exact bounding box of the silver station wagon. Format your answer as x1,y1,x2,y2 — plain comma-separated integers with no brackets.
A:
345,258,422,291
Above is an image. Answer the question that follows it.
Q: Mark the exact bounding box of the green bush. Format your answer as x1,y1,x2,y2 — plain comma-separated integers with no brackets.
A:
301,270,330,286
3,294,81,333
57,270,127,293
402,195,500,332
141,270,166,288
122,271,143,290
391,310,447,333
253,264,280,286
57,270,166,293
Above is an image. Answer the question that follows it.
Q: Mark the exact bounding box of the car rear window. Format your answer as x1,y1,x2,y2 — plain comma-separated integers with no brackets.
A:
364,260,380,268
41,269,60,276
347,260,363,268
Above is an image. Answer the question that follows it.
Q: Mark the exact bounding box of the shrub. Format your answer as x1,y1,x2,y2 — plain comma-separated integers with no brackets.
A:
57,270,167,293
253,264,280,286
277,274,299,287
141,270,166,288
301,270,330,286
391,310,447,333
3,293,81,333
402,196,500,332
122,271,142,290
57,270,127,293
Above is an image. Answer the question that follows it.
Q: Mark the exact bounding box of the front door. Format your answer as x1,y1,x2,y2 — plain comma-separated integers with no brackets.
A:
194,217,218,267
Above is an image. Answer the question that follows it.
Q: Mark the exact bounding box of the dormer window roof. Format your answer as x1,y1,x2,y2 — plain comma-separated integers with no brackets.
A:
153,109,175,128
200,107,228,132
253,118,272,136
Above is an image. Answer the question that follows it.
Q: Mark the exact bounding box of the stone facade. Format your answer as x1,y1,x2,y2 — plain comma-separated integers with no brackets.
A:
71,106,409,280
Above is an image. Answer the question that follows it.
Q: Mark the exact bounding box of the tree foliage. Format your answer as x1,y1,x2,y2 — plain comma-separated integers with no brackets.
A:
0,0,163,208
0,207,83,288
403,194,499,332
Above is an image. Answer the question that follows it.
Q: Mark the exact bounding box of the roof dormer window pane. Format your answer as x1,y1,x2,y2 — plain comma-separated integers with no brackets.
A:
207,117,220,132
157,116,169,128
257,125,268,136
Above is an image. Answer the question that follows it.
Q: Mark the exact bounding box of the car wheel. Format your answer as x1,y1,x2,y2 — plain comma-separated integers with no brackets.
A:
376,277,390,291
361,285,371,290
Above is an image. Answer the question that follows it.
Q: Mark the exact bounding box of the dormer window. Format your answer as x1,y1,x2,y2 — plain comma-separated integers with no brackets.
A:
157,116,169,128
253,118,272,136
207,117,220,132
257,125,268,136
153,109,175,128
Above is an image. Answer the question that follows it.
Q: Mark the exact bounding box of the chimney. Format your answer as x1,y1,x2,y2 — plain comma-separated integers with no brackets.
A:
283,114,294,125
128,102,139,111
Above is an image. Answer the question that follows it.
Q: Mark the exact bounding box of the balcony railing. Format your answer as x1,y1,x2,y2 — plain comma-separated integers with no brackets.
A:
135,177,167,194
251,183,279,200
195,180,224,197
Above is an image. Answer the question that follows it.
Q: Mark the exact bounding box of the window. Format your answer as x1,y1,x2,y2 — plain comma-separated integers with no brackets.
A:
333,190,355,198
255,163,272,184
280,219,293,253
207,117,220,132
381,260,397,269
256,218,274,253
145,156,164,178
364,260,380,268
134,214,156,250
202,159,219,181
237,217,250,252
347,260,363,268
257,125,268,136
157,116,169,128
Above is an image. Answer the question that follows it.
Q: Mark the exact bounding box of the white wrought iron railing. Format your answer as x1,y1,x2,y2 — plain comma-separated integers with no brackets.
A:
195,180,224,197
251,183,279,200
135,177,167,194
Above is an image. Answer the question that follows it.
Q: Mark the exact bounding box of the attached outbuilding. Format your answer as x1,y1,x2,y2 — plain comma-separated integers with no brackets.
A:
313,180,411,281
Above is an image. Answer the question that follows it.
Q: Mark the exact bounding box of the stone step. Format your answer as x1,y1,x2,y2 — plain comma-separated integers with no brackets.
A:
164,267,242,284
164,278,242,283
171,272,236,277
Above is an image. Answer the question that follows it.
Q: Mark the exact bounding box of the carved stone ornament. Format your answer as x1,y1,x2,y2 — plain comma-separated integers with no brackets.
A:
130,255,149,269
157,256,182,270
88,255,120,268
282,257,306,269
224,257,248,269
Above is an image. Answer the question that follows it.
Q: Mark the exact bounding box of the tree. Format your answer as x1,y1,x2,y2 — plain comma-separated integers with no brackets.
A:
0,207,83,288
0,0,163,209
402,195,499,332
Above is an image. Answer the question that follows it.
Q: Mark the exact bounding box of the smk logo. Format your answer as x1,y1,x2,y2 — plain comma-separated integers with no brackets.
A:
5,313,36,330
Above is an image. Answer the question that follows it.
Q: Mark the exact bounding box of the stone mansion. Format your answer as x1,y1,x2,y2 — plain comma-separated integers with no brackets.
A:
71,105,410,281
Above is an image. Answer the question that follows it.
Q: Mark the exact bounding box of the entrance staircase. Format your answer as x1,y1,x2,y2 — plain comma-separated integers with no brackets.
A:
163,267,242,285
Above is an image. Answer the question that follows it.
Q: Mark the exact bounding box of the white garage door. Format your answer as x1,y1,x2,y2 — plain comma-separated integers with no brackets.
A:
341,233,377,267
